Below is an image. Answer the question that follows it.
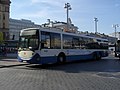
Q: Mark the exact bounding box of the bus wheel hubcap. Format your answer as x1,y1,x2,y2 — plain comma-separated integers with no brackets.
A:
60,57,63,62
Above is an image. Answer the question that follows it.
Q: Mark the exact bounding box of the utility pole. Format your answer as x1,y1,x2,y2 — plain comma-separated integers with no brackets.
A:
94,17,98,33
64,3,72,31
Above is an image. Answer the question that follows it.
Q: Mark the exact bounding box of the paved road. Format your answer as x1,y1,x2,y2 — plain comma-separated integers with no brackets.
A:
0,55,120,90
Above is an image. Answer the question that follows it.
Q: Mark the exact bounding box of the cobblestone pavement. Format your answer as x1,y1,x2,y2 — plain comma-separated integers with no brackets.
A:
0,55,120,90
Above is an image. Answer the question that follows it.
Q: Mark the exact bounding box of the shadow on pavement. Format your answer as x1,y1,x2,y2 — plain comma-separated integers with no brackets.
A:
25,57,120,73
1,55,120,73
0,63,30,68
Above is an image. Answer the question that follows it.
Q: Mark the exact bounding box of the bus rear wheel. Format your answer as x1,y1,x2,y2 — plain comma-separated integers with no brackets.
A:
93,53,101,60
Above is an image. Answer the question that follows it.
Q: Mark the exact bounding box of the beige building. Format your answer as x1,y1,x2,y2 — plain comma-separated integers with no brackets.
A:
41,19,78,33
0,0,11,40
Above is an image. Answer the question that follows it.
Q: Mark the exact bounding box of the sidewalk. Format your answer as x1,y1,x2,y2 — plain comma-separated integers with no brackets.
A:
0,59,27,68
0,56,27,68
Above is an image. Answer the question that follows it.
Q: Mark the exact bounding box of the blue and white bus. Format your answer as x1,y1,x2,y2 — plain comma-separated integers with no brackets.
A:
18,27,108,64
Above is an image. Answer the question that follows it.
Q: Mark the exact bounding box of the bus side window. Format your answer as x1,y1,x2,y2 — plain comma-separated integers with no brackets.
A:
50,33,61,49
41,31,50,49
63,35,72,49
72,37,79,49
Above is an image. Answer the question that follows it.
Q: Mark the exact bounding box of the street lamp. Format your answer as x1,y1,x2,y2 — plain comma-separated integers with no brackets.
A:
94,17,98,34
112,24,119,38
112,24,119,53
64,3,72,31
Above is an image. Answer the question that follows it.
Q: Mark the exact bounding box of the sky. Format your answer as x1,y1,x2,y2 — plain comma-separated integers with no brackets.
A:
10,0,120,35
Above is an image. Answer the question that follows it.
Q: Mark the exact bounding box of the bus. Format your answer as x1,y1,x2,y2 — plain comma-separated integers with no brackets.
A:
115,40,120,59
17,27,108,64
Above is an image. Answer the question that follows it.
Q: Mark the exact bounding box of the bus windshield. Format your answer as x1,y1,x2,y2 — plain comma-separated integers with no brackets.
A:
19,29,39,50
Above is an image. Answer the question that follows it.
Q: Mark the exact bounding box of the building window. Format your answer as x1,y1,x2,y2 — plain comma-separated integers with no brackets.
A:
3,14,5,20
3,23,5,28
0,6,1,11
5,6,9,12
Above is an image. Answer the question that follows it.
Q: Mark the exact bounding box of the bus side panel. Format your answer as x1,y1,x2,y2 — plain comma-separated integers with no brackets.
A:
66,50,108,62
66,54,93,62
18,50,108,64
27,53,93,64
23,54,57,64
64,49,94,61
39,56,57,64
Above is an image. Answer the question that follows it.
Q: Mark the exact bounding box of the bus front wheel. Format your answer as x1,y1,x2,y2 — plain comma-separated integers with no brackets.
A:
57,54,66,64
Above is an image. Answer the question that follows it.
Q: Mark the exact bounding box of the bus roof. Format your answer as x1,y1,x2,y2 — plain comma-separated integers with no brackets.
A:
21,27,108,41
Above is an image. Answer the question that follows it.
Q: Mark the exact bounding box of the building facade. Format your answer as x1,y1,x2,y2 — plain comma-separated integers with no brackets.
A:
0,0,11,40
9,18,118,45
9,18,41,40
41,19,78,33
109,32,120,40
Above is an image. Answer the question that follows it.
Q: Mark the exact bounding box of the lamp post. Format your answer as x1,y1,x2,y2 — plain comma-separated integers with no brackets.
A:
112,24,119,54
64,3,72,31
94,17,98,34
112,24,119,38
